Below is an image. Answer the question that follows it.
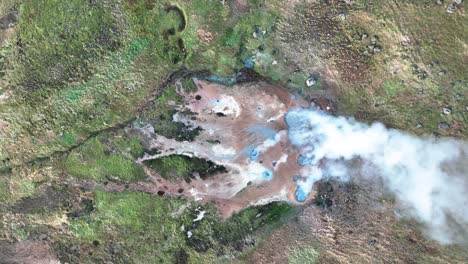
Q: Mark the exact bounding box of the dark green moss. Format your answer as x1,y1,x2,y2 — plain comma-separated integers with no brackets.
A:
67,190,296,262
15,0,123,88
63,134,146,183
154,111,203,142
187,202,295,254
124,0,188,65
143,155,227,181
182,78,197,93
9,186,68,214
141,85,202,142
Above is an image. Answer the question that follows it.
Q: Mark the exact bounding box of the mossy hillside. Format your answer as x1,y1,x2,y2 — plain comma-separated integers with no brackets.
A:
0,184,77,243
232,0,467,138
336,2,468,136
67,190,294,263
0,171,36,205
12,0,123,88
0,0,254,167
0,164,57,205
0,0,185,166
1,210,62,241
235,1,327,92
388,219,468,263
148,0,279,76
68,191,191,263
288,247,319,264
185,202,295,257
124,0,239,75
1,0,267,167
180,0,240,75
0,0,18,17
0,0,19,58
257,1,362,93
0,1,163,165
0,38,165,167
124,0,187,65
63,133,145,183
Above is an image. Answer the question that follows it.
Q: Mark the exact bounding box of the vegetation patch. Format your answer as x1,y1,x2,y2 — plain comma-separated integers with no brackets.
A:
124,0,188,65
63,133,145,183
0,164,55,205
13,0,123,88
288,247,319,264
186,202,295,256
336,1,468,137
68,191,191,263
140,84,202,142
143,154,227,182
65,190,295,263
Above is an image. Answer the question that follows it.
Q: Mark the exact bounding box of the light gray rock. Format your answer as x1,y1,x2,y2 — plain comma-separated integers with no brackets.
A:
306,77,316,87
446,3,456,13
438,122,450,130
442,107,452,115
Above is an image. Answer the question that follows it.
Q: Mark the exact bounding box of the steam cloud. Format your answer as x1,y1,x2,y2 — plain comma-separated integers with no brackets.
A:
286,109,468,244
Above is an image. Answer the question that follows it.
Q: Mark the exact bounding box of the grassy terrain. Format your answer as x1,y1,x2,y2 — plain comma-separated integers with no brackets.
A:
143,154,227,182
0,163,57,205
62,190,294,263
0,0,18,15
338,1,468,136
288,247,319,264
0,0,269,167
180,0,239,75
231,1,312,89
0,0,172,166
246,0,468,138
62,132,145,183
67,190,191,263
13,0,122,88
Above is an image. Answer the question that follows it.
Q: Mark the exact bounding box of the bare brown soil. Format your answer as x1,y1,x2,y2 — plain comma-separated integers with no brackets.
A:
0,240,60,264
248,179,468,263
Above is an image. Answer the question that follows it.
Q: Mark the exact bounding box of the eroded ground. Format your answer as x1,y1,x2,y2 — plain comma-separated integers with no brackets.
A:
136,79,315,216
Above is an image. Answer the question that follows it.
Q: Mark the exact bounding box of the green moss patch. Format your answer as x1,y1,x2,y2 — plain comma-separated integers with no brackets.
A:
63,133,145,183
68,190,193,262
382,79,405,97
288,247,319,264
140,84,202,142
14,0,123,88
0,164,55,205
186,202,295,255
64,190,295,263
143,154,227,182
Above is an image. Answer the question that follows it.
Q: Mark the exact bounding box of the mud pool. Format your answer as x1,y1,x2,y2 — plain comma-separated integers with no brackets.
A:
135,79,332,216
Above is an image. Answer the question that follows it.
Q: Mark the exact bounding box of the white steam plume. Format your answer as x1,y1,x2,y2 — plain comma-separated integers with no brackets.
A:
286,109,468,244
